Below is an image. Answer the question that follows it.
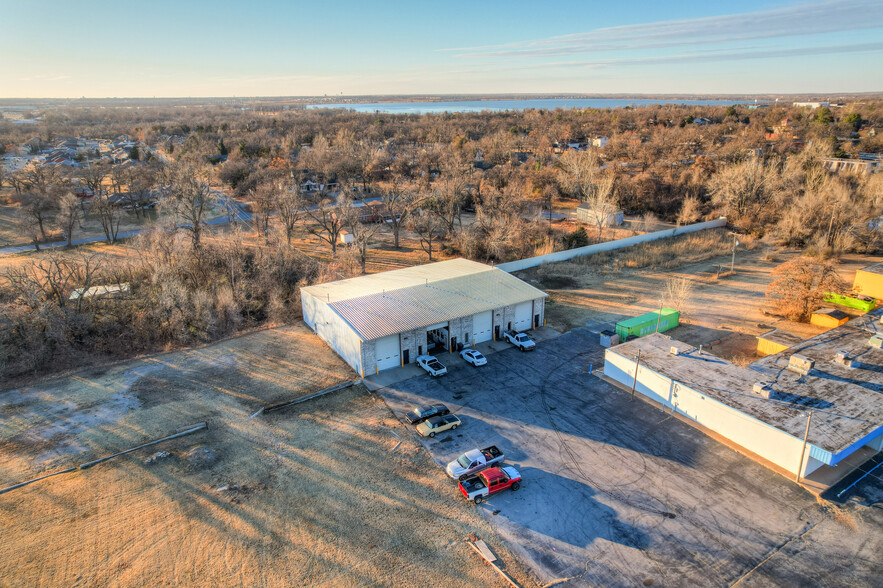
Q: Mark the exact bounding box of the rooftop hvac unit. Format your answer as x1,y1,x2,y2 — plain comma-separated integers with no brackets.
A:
752,382,773,399
670,346,680,356
869,335,883,348
787,354,814,376
835,351,854,368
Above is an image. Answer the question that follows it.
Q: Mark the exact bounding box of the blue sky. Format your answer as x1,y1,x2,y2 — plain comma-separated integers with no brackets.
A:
1,0,881,97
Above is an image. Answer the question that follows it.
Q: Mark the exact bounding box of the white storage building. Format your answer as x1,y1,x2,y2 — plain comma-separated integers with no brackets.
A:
301,258,547,377
603,316,883,488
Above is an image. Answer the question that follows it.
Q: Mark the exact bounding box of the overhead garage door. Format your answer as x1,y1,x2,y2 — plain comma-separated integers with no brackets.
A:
375,334,401,371
473,311,493,343
514,301,533,332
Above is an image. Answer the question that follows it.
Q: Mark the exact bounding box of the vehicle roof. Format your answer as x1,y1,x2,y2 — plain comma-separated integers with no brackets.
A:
463,449,483,461
481,467,506,481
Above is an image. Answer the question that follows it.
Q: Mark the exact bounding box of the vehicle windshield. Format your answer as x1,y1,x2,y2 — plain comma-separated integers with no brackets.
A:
457,455,472,468
474,352,484,359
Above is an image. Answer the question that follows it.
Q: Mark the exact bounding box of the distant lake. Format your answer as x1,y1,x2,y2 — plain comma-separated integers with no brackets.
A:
307,98,743,114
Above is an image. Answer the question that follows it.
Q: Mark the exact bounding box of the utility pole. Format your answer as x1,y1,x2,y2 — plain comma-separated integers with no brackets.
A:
655,298,664,333
630,350,641,400
730,233,740,273
796,410,813,483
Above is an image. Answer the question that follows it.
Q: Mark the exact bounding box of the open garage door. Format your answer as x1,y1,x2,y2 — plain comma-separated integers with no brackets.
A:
375,334,401,372
473,311,493,343
514,301,533,332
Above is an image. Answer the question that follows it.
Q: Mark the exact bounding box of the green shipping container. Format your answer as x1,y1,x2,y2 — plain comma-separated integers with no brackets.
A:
615,308,680,341
823,292,876,313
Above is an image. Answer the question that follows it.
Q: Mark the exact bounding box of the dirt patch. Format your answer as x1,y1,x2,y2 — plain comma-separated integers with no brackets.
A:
522,233,883,355
0,324,534,587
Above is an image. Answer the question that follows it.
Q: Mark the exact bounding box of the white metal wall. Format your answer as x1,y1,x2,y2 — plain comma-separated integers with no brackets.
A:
603,350,819,477
301,291,363,376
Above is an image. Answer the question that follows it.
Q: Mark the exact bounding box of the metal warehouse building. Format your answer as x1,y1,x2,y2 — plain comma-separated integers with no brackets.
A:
603,311,883,490
301,258,547,376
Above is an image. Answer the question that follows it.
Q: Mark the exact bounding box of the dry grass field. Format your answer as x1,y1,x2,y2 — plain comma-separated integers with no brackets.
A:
0,324,533,587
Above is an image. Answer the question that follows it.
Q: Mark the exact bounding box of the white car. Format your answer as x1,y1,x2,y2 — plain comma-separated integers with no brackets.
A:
460,349,487,366
416,355,448,377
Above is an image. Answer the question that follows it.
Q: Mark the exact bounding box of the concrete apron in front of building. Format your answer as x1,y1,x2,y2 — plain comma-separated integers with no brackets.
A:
363,326,561,391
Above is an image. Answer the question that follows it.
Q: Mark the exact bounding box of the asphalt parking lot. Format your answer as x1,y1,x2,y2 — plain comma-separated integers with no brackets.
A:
378,329,883,587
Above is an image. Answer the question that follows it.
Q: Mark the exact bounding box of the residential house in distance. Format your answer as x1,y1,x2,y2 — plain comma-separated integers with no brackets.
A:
576,203,623,227
824,158,882,175
793,101,830,108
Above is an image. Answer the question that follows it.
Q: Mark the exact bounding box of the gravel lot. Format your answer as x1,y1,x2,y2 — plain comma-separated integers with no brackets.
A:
379,330,883,587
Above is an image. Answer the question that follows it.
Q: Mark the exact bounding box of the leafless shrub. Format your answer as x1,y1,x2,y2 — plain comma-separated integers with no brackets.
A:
664,277,694,317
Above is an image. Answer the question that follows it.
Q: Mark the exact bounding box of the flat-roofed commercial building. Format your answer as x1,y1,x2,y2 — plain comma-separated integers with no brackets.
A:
301,259,547,376
604,311,883,489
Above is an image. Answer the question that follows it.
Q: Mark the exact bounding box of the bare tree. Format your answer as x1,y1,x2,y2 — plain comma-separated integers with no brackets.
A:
410,208,447,261
18,190,56,241
709,160,776,225
165,162,214,250
580,173,618,240
381,175,421,248
306,196,344,255
23,165,60,194
121,165,158,218
275,181,303,246
91,191,123,243
250,183,275,244
79,163,107,197
341,203,382,274
5,252,103,313
665,277,694,318
676,196,703,226
766,257,846,321
14,208,44,250
7,170,28,197
559,150,603,201
56,192,81,247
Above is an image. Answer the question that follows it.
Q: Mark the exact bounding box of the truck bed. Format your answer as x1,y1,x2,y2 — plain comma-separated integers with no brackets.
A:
459,476,487,495
483,446,502,460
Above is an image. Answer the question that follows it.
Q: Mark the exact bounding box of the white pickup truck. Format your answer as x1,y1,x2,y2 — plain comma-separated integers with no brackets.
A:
445,446,504,479
504,330,536,351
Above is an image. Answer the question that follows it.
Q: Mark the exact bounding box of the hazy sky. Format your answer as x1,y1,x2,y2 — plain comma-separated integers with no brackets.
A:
2,0,882,97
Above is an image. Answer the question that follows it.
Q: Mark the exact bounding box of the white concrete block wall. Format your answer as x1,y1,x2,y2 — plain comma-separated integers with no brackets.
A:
604,350,818,477
497,218,727,273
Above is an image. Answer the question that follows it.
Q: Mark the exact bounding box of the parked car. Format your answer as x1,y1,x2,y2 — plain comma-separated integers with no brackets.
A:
459,349,487,366
405,403,450,425
416,414,461,438
445,446,504,479
504,330,536,351
416,355,448,377
458,466,522,504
